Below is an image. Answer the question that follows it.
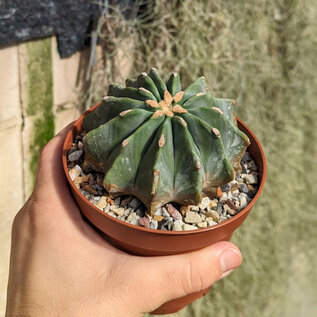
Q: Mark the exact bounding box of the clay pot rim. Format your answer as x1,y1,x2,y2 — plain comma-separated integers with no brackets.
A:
62,103,267,236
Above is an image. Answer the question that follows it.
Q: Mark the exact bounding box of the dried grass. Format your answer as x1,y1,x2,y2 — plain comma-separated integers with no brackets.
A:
84,0,317,316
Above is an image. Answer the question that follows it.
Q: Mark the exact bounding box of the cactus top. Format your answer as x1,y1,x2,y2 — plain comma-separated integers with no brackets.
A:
83,69,250,214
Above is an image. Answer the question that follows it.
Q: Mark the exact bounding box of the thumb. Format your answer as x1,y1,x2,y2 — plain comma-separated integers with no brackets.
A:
129,241,242,312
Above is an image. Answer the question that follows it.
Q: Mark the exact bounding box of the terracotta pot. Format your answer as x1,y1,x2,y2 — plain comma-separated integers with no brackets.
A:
62,103,266,315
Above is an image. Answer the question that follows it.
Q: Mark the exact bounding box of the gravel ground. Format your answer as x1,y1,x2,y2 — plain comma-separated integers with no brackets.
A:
68,132,259,231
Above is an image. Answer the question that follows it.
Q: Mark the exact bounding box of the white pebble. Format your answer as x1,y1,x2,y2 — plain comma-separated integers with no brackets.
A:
69,167,81,181
96,196,108,209
162,207,170,217
219,192,228,202
206,217,218,226
184,211,202,224
150,220,158,229
238,196,247,211
183,224,198,231
154,208,163,216
199,197,210,210
173,220,184,231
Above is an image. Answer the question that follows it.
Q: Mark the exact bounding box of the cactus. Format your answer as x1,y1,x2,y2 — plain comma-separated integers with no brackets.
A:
83,69,250,214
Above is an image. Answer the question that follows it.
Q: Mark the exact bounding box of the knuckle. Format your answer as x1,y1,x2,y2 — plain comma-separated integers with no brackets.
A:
180,255,222,295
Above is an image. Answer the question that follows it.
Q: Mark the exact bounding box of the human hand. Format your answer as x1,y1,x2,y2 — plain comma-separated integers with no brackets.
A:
6,124,242,317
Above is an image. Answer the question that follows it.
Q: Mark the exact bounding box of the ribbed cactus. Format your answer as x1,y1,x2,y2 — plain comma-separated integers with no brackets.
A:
83,69,250,214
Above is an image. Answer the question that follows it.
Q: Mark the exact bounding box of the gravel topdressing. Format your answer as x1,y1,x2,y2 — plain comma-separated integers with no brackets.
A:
67,132,259,231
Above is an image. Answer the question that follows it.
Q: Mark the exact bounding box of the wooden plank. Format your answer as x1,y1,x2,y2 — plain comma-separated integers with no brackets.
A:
51,37,85,132
0,44,24,316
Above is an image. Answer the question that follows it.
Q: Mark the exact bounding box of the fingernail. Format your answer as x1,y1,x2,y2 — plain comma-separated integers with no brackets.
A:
220,269,233,279
220,247,242,273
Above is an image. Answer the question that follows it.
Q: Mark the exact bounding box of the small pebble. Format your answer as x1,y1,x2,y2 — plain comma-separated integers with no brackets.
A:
69,165,83,181
246,161,258,171
167,220,174,231
227,208,237,216
153,215,164,222
216,187,223,198
199,197,210,210
238,196,247,211
129,198,142,209
219,216,227,222
68,150,83,162
184,211,202,224
180,205,191,216
114,197,121,205
223,204,231,214
242,173,258,185
173,220,183,231
162,207,170,217
154,208,163,216
68,143,259,231
206,217,217,226
221,183,231,192
208,200,217,209
127,212,140,224
124,207,132,217
139,217,150,228
225,200,238,211
77,141,84,151
150,220,158,229
191,205,200,211
113,207,125,217
82,184,98,195
219,192,228,203
183,224,198,231
96,196,108,209
228,180,239,191
108,211,117,218
135,208,144,217
96,174,104,186
166,204,182,220
104,204,110,213
242,152,252,162
241,161,247,173
239,183,248,193
121,197,131,207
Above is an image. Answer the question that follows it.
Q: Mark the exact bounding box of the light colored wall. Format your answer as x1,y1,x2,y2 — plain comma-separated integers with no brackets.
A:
0,38,84,315
0,45,24,312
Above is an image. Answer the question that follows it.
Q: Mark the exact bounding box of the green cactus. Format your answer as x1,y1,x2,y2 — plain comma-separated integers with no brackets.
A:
83,69,250,214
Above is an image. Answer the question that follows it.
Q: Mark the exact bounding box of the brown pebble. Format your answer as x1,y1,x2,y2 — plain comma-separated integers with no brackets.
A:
166,204,182,220
180,205,191,217
82,184,98,195
96,174,104,186
107,197,115,205
88,174,95,185
225,200,238,211
75,175,89,185
121,197,132,207
153,215,164,222
216,186,223,198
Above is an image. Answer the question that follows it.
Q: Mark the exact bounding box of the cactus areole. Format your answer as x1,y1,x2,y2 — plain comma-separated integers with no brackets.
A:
83,69,250,215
